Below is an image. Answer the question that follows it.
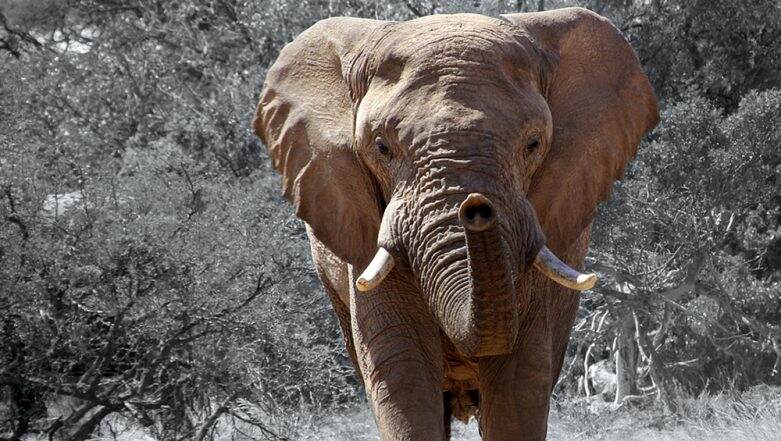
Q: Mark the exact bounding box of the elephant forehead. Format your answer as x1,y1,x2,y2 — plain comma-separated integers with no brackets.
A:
378,14,538,72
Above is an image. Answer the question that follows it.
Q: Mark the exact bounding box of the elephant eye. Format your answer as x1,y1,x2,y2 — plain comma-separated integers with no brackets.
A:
375,136,391,157
526,137,540,152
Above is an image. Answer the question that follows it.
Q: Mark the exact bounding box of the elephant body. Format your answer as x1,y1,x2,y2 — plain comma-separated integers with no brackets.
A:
254,8,658,440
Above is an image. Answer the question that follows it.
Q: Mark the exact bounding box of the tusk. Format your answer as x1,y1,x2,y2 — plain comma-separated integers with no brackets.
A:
356,248,395,292
533,246,597,291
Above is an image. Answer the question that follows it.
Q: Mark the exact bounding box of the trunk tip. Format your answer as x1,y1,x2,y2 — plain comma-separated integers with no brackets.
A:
458,193,496,232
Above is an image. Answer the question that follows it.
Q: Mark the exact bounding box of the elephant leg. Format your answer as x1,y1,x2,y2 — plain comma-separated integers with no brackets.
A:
350,267,445,441
477,287,553,441
443,391,453,440
310,234,360,371
549,292,580,387
321,271,361,372
550,227,591,386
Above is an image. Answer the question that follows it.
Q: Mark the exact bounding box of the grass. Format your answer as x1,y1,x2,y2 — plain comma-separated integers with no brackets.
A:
10,386,780,440
303,385,781,441
547,384,781,441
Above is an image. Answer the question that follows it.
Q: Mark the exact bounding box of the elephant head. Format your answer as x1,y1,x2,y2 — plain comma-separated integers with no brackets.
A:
253,9,658,358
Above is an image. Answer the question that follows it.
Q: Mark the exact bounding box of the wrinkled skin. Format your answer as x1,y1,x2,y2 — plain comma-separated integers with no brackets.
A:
253,8,658,440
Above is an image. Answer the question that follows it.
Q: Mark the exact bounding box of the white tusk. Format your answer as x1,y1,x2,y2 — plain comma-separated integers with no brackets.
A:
356,248,395,292
533,246,597,291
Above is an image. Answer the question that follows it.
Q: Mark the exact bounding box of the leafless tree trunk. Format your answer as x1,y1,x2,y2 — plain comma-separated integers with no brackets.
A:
635,313,676,413
583,342,595,397
614,308,638,404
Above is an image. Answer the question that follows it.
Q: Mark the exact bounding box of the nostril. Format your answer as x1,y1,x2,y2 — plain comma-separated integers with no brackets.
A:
458,193,496,232
477,203,493,220
464,206,478,221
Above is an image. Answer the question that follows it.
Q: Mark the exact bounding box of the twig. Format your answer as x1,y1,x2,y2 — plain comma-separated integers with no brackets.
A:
192,393,238,441
402,0,425,17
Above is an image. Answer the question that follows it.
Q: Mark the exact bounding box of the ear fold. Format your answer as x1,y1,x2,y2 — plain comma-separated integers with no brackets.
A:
253,18,387,265
503,8,659,252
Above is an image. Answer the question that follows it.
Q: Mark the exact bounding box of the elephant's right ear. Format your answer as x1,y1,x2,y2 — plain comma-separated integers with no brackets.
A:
253,18,387,266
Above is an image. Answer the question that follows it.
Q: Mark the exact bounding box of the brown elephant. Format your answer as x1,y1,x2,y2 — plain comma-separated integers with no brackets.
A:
252,7,658,440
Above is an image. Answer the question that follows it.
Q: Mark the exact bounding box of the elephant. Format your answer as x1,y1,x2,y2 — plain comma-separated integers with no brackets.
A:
252,7,658,440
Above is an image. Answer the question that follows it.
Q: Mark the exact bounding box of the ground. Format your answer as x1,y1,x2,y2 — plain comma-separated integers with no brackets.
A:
307,389,781,441
10,386,780,440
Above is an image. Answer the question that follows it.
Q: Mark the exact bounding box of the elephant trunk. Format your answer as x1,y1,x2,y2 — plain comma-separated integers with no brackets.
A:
360,191,520,357
443,193,517,357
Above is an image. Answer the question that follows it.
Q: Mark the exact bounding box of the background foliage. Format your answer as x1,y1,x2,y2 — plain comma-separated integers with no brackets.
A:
1,0,779,439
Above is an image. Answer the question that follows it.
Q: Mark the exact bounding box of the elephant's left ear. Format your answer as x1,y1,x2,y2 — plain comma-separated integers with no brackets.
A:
502,8,659,252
